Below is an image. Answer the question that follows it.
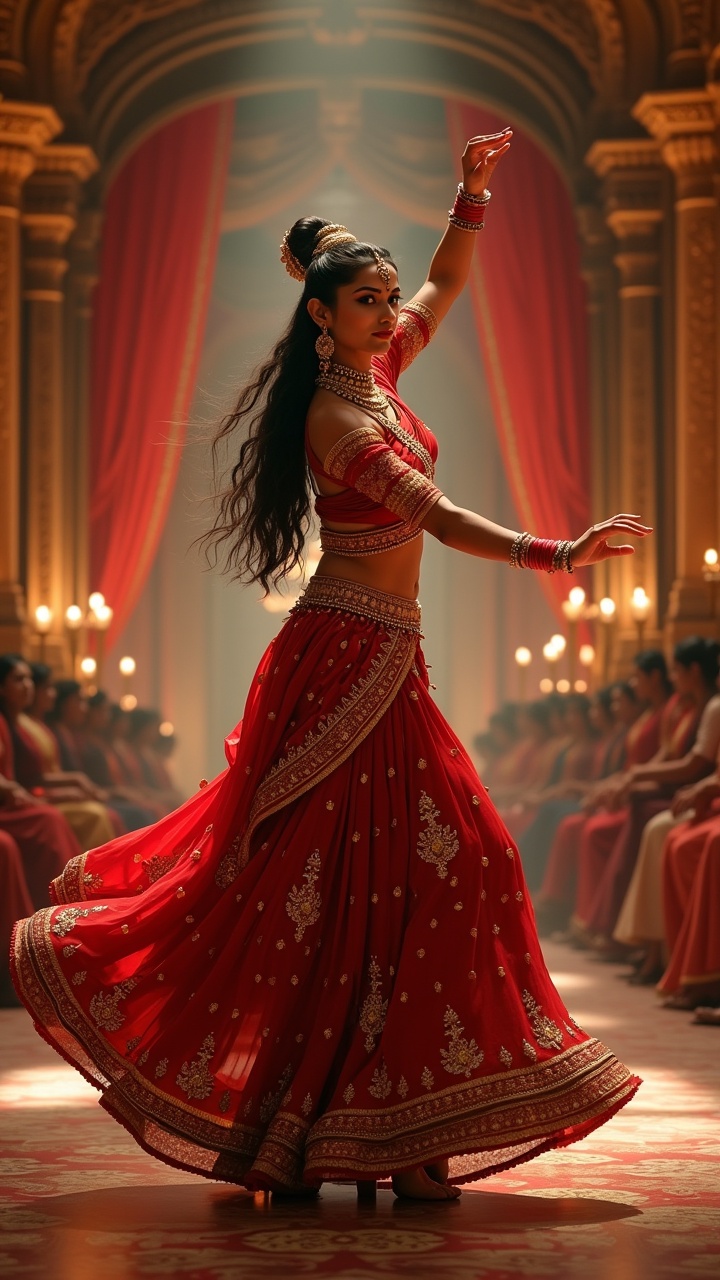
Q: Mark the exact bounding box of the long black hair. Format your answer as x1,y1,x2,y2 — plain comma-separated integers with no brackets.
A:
198,217,395,593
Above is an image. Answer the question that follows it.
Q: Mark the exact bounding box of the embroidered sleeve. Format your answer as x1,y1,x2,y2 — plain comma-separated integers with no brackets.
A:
324,427,443,527
396,302,438,374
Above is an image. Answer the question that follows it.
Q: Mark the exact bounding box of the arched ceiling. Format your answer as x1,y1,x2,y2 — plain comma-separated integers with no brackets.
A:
0,1,717,185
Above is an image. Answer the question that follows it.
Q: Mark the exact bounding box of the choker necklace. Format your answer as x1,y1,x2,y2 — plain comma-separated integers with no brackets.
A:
316,360,434,478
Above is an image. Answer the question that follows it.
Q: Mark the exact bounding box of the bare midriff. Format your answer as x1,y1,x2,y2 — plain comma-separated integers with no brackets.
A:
311,471,423,601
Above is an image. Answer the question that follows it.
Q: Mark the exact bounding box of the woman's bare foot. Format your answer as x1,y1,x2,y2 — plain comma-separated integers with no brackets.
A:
424,1157,450,1184
392,1168,460,1200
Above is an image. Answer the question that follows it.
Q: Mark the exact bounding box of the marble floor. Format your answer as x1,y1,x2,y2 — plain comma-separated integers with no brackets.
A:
1,940,718,1280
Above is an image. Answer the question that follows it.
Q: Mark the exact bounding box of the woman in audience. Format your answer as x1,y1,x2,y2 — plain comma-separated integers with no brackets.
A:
81,691,156,830
495,699,568,831
614,670,720,982
18,665,118,848
0,829,33,1005
658,799,720,1020
126,708,184,815
570,645,702,947
0,655,81,905
516,693,600,888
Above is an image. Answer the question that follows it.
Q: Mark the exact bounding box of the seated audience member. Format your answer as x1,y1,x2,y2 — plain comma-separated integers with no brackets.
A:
571,641,710,948
614,669,720,982
497,698,568,835
18,664,118,848
0,655,81,906
657,772,720,1019
517,693,600,888
126,708,183,815
473,705,521,789
0,829,33,1006
81,691,156,830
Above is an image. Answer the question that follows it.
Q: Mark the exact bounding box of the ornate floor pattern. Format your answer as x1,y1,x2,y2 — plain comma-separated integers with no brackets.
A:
1,940,718,1279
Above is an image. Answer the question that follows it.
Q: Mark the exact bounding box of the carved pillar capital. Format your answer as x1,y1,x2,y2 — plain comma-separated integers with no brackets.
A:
0,102,63,206
633,90,717,200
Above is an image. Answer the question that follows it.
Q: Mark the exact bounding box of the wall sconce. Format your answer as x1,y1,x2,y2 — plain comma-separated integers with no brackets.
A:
64,605,83,678
542,640,561,688
703,548,719,615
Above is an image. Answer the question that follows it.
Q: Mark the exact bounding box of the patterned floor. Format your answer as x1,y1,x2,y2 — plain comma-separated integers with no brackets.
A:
1,940,718,1280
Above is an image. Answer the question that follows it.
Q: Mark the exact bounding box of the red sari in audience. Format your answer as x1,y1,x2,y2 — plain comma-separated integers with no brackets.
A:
658,809,720,996
572,697,695,934
10,304,639,1192
0,717,81,907
0,831,33,996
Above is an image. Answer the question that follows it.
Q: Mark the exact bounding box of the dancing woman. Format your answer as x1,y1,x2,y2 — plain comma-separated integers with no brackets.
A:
12,130,648,1201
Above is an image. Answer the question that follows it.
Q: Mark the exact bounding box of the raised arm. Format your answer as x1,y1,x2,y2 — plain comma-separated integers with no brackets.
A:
406,129,513,327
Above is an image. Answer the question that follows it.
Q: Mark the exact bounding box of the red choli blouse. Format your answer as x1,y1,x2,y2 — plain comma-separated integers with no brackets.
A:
305,301,443,553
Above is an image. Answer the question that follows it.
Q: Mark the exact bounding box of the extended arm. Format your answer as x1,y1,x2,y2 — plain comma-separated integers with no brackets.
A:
407,130,512,326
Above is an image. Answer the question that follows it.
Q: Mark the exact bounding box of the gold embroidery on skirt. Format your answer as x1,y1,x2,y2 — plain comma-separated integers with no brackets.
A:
260,1064,294,1123
522,990,564,1050
417,792,459,879
440,1006,484,1077
359,957,388,1052
51,905,108,937
89,978,138,1032
142,850,184,884
286,849,322,942
176,1034,216,1101
215,833,243,889
368,1061,392,1099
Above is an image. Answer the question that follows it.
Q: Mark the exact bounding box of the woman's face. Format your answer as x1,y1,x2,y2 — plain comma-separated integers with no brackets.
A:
1,661,34,713
32,681,56,717
670,660,694,696
308,262,401,360
61,691,88,727
589,699,611,733
566,704,587,736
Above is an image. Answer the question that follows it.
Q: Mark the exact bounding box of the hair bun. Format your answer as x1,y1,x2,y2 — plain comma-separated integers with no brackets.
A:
283,217,331,275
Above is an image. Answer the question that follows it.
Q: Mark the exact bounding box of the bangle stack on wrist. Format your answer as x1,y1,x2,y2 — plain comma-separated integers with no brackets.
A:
509,532,574,574
448,184,491,231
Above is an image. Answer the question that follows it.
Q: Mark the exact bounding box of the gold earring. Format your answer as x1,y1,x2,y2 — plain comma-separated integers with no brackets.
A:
315,321,335,374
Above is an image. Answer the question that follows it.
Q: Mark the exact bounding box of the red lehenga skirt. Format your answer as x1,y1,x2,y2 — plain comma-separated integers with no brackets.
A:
11,577,639,1190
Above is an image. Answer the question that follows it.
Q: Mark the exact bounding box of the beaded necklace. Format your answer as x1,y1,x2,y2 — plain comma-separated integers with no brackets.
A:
316,361,435,479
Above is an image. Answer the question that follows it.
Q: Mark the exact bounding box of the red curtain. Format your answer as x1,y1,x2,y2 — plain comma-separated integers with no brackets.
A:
89,102,235,648
446,103,591,618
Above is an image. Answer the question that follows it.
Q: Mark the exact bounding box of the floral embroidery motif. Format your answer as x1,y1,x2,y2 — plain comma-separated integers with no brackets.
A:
142,850,183,884
522,990,564,1050
421,1066,434,1091
301,1093,313,1116
343,1083,355,1105
51,905,108,937
219,1090,232,1114
359,957,388,1053
499,1046,513,1069
368,1061,392,1099
215,833,244,889
176,1034,216,1101
155,1058,168,1078
82,871,103,890
126,1036,141,1053
62,944,80,958
71,971,87,986
89,978,137,1032
138,1050,149,1066
286,849,322,942
440,1006,484,1078
416,792,459,879
397,1076,409,1099
523,1039,537,1062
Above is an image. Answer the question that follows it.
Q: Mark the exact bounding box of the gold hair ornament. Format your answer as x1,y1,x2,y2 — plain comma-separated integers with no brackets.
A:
311,223,358,257
280,230,306,282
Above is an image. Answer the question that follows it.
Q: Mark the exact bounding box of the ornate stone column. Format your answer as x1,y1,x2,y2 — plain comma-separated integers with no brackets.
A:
586,140,665,661
634,90,718,641
0,100,61,652
64,205,102,622
22,144,98,668
576,202,620,608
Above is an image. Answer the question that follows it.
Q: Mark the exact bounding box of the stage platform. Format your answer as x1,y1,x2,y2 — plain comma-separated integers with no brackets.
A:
1,940,718,1280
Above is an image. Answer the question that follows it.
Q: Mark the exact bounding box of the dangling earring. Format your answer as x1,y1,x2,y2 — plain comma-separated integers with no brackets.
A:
315,321,335,374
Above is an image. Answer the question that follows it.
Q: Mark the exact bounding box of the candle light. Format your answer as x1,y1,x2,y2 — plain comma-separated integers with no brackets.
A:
91,603,113,687
514,646,532,702
630,587,651,648
542,641,560,689
34,605,52,663
88,592,105,614
80,656,97,693
703,549,720,615
64,605,83,678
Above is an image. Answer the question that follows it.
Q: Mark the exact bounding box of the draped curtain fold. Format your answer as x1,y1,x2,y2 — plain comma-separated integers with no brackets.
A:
90,102,235,647
446,103,592,618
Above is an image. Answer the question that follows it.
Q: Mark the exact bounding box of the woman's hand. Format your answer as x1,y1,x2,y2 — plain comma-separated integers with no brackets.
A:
462,130,513,196
570,514,652,568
